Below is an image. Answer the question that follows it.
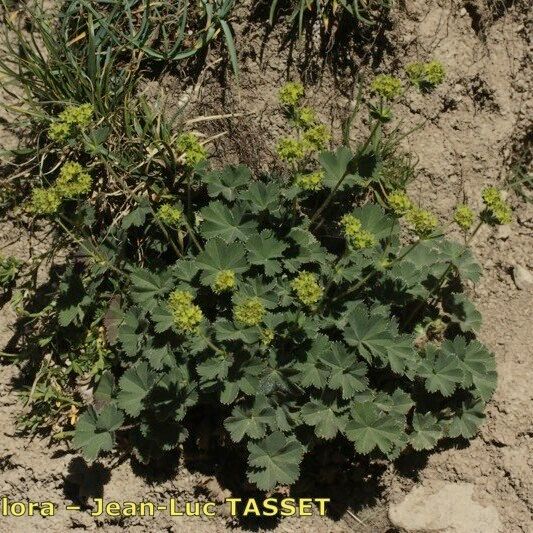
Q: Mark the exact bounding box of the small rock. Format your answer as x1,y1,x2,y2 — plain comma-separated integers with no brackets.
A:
513,265,533,290
389,481,501,533
496,225,511,240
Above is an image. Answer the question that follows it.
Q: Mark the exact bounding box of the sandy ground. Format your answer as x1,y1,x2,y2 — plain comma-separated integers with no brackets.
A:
0,0,531,531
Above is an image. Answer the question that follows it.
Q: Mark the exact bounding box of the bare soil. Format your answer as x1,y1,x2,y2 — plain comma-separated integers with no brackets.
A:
1,0,531,531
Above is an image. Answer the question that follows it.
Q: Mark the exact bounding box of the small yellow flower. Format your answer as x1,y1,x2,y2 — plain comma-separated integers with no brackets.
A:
261,328,275,346
302,124,330,152
405,207,439,237
387,190,413,216
291,271,323,307
48,121,71,142
295,171,324,191
424,61,446,86
406,61,446,90
371,75,403,100
481,187,512,225
405,62,425,83
28,187,62,215
340,214,377,250
157,203,183,227
233,297,265,327
294,106,316,128
453,204,475,231
213,270,236,294
276,138,307,163
48,103,94,142
55,161,92,198
177,132,208,167
59,103,94,127
279,82,305,107
168,290,203,333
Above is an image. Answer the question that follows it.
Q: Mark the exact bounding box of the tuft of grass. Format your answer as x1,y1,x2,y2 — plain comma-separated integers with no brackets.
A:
268,0,393,35
65,0,239,74
0,0,212,223
507,165,532,203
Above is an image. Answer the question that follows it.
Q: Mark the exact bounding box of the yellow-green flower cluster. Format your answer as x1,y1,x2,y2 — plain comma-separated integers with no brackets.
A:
212,269,236,294
48,122,70,142
48,103,94,141
29,187,62,215
261,328,275,346
386,191,439,237
406,61,446,89
340,214,377,250
371,75,403,100
233,297,265,327
302,124,330,151
157,203,182,227
294,106,316,128
481,187,512,225
177,132,207,167
168,290,203,333
405,207,439,237
276,82,330,165
28,161,91,215
424,61,446,86
405,62,424,82
276,138,307,163
277,126,331,164
55,161,92,198
291,271,323,307
295,171,324,191
279,82,305,107
387,190,413,216
453,204,475,231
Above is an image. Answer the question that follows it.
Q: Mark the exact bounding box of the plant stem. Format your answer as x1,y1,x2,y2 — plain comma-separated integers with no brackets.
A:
403,220,484,328
329,238,423,305
310,121,381,229
103,160,183,259
56,216,127,278
200,334,224,355
183,218,203,253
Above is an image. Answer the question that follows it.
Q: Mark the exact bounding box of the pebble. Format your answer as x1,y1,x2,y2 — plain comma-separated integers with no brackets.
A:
496,225,512,240
389,481,501,533
513,265,533,290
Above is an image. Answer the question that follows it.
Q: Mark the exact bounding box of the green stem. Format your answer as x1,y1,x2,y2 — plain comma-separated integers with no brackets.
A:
310,121,381,229
316,245,348,313
200,334,224,355
403,220,484,328
103,160,182,259
330,238,422,305
56,216,127,278
183,218,203,253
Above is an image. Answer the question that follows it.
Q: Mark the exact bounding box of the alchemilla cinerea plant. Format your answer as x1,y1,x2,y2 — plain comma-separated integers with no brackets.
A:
5,70,510,491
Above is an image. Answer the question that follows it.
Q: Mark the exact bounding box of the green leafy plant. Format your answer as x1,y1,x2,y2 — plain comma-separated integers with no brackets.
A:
406,60,446,92
64,151,499,488
0,254,22,290
0,12,504,490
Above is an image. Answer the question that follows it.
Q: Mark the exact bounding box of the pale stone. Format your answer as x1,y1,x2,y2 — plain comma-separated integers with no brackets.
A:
496,225,511,240
389,481,501,533
513,265,533,290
